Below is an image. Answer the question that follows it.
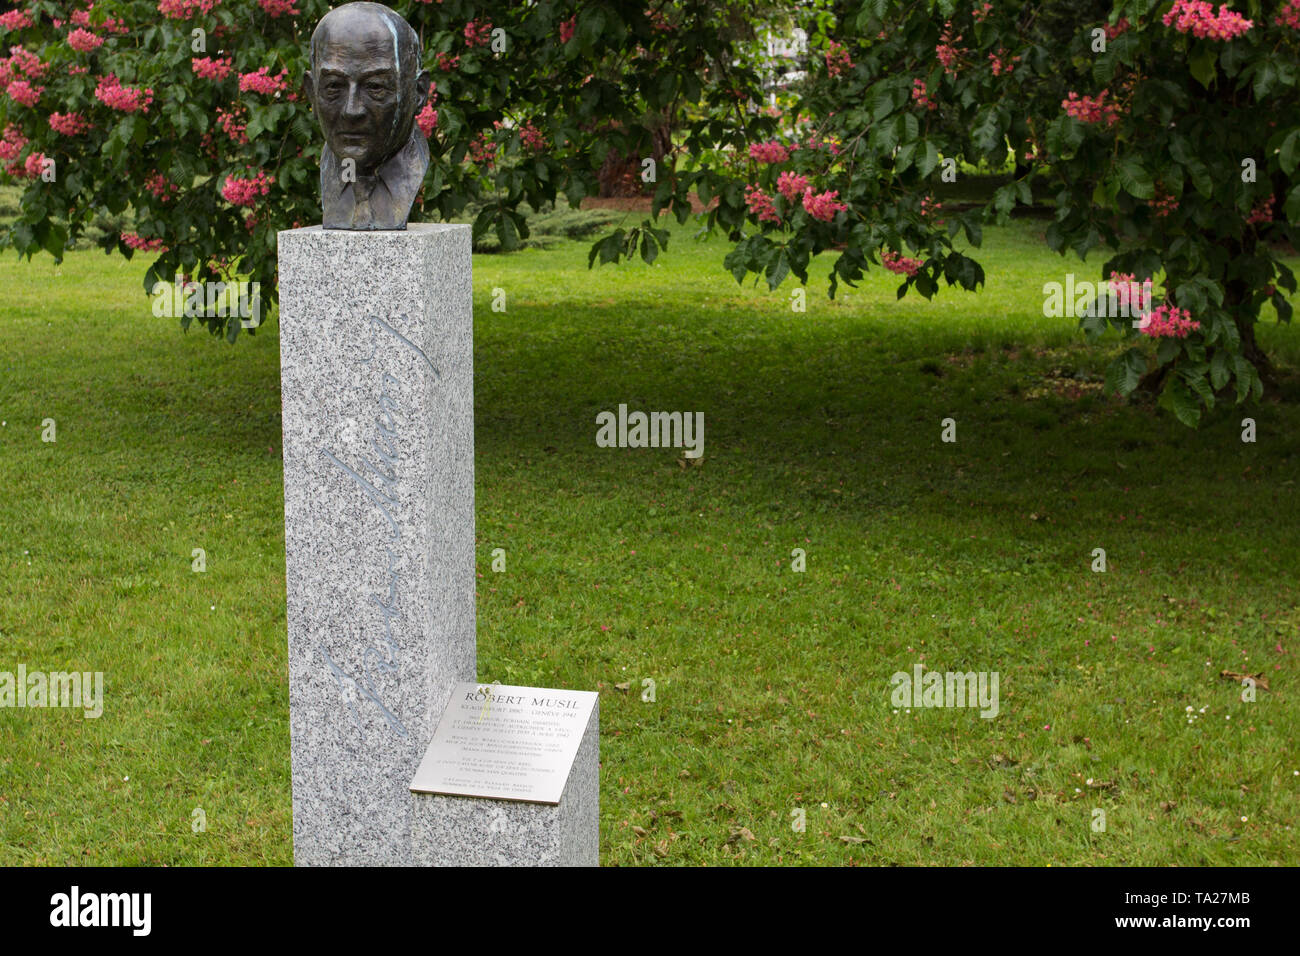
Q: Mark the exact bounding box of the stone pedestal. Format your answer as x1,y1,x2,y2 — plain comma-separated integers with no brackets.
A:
278,224,475,866
411,701,599,866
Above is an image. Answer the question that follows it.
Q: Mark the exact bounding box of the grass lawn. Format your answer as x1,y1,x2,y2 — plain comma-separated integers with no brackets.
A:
1,214,1297,866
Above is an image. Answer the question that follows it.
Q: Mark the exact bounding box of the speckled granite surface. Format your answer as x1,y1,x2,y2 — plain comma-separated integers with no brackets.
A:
412,700,600,866
279,224,476,866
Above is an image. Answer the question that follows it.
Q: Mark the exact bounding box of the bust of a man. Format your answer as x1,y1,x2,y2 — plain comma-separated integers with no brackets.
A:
304,2,432,230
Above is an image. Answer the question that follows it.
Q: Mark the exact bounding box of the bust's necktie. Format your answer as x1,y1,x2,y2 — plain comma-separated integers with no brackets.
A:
352,175,377,228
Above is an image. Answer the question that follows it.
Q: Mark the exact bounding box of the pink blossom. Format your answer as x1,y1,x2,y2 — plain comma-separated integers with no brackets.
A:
0,124,27,161
1162,1,1252,40
239,67,288,94
192,57,233,81
559,16,576,44
744,184,780,224
146,172,179,201
158,0,218,17
776,171,808,203
972,3,993,23
1149,187,1178,218
49,112,91,135
801,137,841,156
1104,18,1131,40
217,106,248,144
882,251,923,276
0,10,33,32
68,6,125,32
1139,303,1200,338
436,52,460,71
5,79,42,107
1107,272,1151,312
748,140,789,164
19,150,47,178
258,0,299,17
826,41,853,78
464,19,492,47
221,169,273,207
1062,90,1119,127
988,49,1020,76
911,78,937,111
94,74,153,113
148,175,180,202
801,187,847,222
467,130,495,166
519,122,545,152
1246,198,1273,224
121,231,168,252
1277,1,1300,29
416,102,438,137
5,45,46,79
67,28,104,52
936,22,964,75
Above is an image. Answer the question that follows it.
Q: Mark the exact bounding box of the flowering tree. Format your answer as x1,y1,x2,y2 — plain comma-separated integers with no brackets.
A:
682,0,1300,424
0,0,771,339
3,1,1298,426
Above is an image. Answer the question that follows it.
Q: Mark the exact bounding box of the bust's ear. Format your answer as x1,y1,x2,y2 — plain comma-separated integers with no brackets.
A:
414,69,432,109
303,69,316,108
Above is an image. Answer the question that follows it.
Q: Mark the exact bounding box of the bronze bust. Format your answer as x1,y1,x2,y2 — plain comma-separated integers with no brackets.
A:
304,2,432,230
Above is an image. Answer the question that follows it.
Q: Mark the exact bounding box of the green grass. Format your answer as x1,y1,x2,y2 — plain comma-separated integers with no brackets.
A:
1,214,1298,866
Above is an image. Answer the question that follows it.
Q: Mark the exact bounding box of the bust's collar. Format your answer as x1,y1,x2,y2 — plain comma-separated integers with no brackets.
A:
320,129,429,229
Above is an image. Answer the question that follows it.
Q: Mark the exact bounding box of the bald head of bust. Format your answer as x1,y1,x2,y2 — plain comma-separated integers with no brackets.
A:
304,2,431,177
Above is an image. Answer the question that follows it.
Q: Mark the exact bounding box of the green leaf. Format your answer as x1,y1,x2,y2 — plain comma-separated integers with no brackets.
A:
972,107,1003,155
1121,348,1146,394
1253,59,1278,99
1189,49,1217,89
1286,184,1300,223
1233,355,1255,403
724,239,749,284
1157,336,1181,365
1166,379,1202,427
895,142,916,174
918,142,939,179
870,118,898,154
1210,351,1230,390
695,175,712,206
577,8,607,45
765,248,790,291
870,84,898,122
1281,130,1300,175
1116,158,1154,200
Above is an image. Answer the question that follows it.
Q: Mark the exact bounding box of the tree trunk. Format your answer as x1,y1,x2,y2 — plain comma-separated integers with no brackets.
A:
595,116,673,197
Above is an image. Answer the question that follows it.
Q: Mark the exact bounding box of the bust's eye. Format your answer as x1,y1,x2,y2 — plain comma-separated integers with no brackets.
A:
366,82,393,97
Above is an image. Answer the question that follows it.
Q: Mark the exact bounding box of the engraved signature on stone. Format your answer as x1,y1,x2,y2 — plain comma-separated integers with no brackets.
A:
315,313,438,739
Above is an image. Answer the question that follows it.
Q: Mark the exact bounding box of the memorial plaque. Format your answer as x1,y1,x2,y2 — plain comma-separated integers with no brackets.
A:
411,683,599,805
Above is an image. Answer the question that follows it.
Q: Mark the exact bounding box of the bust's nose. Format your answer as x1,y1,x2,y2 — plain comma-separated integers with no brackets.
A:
343,81,367,122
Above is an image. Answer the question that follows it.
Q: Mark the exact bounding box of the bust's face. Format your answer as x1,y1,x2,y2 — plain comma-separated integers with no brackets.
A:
309,8,414,173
